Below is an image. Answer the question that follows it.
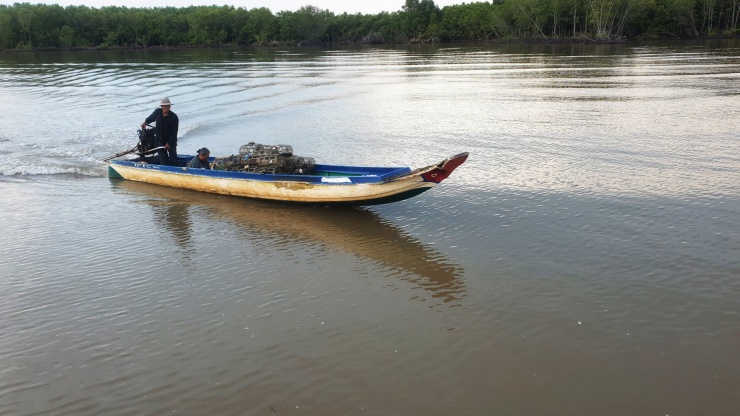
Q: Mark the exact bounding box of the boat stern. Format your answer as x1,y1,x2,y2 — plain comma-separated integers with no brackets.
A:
108,164,124,179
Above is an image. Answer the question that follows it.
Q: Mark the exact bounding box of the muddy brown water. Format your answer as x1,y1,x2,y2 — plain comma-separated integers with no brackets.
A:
1,42,739,415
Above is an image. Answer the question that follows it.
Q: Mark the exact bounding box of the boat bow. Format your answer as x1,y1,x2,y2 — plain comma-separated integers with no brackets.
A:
384,152,469,184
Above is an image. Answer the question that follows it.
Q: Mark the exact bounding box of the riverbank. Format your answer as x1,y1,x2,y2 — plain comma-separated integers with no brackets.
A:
6,33,740,53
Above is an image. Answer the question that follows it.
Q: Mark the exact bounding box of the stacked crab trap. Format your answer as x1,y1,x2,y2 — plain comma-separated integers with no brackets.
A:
211,142,316,175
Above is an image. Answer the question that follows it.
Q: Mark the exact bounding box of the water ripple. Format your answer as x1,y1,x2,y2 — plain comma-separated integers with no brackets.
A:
1,44,739,416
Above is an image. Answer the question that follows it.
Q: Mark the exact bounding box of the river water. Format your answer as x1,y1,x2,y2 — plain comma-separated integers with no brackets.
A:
1,41,739,415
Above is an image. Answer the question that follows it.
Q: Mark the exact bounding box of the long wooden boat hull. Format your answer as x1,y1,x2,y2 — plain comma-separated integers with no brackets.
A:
108,152,468,206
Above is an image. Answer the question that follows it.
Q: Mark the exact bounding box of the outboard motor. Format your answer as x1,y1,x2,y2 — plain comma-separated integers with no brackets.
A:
102,127,159,163
137,127,156,155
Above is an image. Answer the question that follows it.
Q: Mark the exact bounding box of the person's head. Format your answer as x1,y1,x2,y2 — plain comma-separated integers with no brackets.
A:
160,97,173,114
197,148,210,160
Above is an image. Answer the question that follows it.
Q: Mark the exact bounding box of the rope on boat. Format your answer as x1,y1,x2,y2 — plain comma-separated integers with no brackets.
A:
212,142,316,174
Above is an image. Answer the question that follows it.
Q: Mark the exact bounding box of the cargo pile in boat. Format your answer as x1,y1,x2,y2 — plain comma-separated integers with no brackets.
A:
212,142,316,174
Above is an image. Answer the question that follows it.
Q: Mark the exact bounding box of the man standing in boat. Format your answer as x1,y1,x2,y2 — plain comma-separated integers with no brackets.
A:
141,97,179,165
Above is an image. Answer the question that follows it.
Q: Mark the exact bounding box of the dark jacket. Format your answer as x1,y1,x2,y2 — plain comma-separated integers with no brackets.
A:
187,155,211,169
144,108,179,147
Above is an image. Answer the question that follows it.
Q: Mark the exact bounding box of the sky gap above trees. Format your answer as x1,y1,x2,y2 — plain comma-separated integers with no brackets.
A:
1,0,739,50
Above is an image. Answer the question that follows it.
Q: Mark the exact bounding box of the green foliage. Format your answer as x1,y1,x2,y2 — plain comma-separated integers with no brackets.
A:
59,25,75,49
0,0,737,51
0,7,14,49
402,0,441,40
242,7,278,45
293,5,332,43
440,3,500,41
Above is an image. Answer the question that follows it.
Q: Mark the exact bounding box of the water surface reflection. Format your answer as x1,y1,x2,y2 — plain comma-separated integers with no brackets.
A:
111,179,465,304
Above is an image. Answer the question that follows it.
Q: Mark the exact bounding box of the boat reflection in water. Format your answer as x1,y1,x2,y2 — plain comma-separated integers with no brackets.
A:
111,179,465,304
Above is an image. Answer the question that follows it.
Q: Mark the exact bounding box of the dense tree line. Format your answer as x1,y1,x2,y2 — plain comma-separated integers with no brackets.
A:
1,0,738,50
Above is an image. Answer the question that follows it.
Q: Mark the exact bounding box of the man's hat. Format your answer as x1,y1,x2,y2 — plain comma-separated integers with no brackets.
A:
197,147,210,155
160,97,173,106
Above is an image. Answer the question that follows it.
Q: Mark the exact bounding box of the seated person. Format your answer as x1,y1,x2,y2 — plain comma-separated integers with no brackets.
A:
187,148,211,169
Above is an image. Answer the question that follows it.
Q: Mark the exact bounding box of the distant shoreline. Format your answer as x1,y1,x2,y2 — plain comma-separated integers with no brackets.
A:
3,38,620,53
4,35,738,53
2,2,738,55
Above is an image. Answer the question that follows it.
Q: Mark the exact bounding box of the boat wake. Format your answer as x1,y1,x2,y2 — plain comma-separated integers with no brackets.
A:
0,136,121,177
0,160,107,177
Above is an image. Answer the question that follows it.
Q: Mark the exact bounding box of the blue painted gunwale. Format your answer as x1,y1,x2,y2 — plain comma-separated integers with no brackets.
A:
109,156,412,185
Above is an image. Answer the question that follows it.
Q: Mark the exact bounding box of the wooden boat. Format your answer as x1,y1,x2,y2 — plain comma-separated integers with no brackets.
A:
107,152,468,206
